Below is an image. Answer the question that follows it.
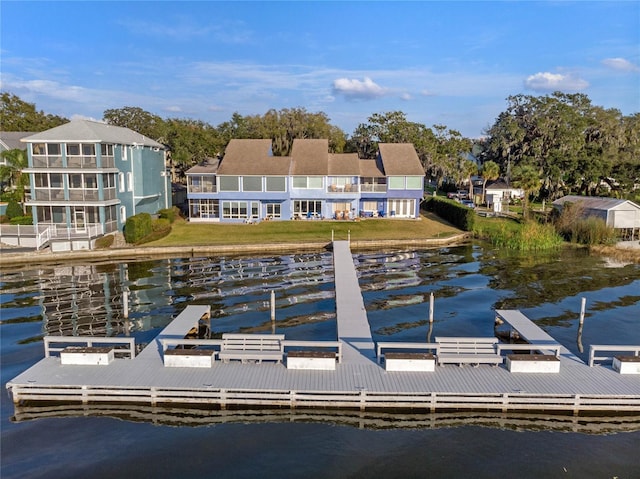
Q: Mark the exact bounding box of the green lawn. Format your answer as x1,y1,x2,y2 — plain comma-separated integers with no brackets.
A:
147,213,462,247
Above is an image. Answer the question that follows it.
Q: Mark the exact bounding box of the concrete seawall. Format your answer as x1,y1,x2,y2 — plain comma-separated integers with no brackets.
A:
0,234,471,267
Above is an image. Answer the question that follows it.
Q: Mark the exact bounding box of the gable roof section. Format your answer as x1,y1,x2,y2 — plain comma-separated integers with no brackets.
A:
377,143,424,176
21,120,164,148
218,139,290,176
552,195,640,212
186,158,221,175
359,158,385,178
328,153,360,176
291,139,328,176
1,131,36,150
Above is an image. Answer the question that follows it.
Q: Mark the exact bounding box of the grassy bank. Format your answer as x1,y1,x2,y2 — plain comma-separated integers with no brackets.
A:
147,213,462,247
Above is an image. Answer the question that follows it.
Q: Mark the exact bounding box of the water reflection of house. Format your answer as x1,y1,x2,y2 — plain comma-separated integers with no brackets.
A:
40,261,173,337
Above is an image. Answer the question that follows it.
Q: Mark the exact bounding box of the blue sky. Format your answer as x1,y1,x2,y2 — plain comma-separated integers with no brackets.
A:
1,1,639,138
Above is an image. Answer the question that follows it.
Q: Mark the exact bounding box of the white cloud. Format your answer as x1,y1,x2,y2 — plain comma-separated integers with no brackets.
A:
71,114,103,122
602,57,640,72
164,105,183,113
400,92,412,101
524,72,589,91
332,77,388,100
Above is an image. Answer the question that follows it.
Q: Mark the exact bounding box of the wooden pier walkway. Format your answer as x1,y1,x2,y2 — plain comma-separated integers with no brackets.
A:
6,242,640,415
333,240,376,364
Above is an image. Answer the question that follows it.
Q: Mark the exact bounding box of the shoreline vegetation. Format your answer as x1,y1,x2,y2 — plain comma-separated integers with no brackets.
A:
1,212,639,267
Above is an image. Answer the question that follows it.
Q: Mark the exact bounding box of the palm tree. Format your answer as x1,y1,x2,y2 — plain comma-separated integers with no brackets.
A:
0,148,29,203
461,159,478,200
511,164,541,220
481,161,500,205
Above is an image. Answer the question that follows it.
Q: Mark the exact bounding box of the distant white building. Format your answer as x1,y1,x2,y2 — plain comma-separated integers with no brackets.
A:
553,195,640,241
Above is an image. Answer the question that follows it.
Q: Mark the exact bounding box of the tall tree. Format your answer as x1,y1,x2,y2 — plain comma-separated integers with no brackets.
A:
103,106,167,141
0,148,29,203
480,160,500,205
0,92,67,131
511,164,541,220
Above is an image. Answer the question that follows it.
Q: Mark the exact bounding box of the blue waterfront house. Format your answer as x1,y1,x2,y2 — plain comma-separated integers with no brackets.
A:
186,138,425,222
21,120,169,250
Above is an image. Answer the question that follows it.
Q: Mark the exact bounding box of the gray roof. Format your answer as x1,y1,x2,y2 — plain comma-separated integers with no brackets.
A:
21,120,165,148
186,158,221,175
552,195,640,211
217,139,290,176
1,131,36,150
328,153,360,176
291,139,328,176
358,158,385,178
378,143,424,176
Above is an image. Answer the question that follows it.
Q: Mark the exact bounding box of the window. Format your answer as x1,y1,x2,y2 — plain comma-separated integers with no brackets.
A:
242,176,262,192
33,143,46,155
82,144,96,156
52,206,66,223
101,144,114,156
119,172,125,192
70,174,83,189
50,173,63,188
388,176,405,189
222,201,248,219
266,203,281,218
266,177,286,192
120,206,126,223
292,177,322,189
48,143,61,155
219,176,240,192
406,176,423,189
122,146,128,161
293,200,322,216
35,174,49,188
104,173,116,188
388,199,416,217
127,172,133,191
362,201,377,211
67,144,80,156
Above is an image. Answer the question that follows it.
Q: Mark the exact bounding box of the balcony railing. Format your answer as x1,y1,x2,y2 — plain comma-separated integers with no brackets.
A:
360,183,387,193
67,156,98,169
32,156,63,168
327,184,357,193
188,185,217,193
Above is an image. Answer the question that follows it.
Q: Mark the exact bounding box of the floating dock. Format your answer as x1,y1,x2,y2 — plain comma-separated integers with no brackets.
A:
6,242,640,415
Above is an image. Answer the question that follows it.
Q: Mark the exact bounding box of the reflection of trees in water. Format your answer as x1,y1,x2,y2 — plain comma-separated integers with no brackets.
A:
483,247,640,310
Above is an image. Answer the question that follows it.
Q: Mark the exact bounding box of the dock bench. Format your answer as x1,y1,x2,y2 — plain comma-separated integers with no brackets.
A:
435,337,503,367
219,334,285,364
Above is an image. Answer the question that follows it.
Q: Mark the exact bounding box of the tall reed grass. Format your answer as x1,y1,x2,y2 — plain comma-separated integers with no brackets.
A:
489,221,563,251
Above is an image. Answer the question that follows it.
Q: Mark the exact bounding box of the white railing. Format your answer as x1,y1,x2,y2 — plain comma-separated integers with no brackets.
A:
0,224,52,250
360,184,387,193
44,336,136,359
589,345,640,366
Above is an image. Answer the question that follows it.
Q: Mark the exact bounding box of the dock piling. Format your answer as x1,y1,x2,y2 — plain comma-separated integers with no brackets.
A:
579,297,586,325
270,290,276,321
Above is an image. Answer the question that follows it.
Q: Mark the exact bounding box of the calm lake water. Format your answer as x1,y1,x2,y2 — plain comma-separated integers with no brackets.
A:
2,244,640,478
